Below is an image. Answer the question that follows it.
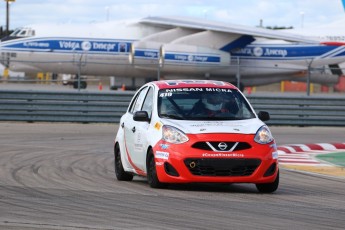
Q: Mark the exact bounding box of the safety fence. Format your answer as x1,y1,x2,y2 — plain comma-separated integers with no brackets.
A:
0,90,345,126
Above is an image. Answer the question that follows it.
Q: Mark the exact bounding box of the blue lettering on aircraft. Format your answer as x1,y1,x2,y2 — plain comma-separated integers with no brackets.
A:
2,38,131,53
164,53,220,63
133,50,221,64
230,45,345,59
134,50,159,59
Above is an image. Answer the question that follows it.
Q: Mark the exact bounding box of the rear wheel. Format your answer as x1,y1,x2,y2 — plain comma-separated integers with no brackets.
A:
114,144,133,181
147,149,166,188
256,170,279,193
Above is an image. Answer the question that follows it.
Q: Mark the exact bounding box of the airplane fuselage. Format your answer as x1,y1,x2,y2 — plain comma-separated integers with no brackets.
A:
1,17,344,86
1,37,344,77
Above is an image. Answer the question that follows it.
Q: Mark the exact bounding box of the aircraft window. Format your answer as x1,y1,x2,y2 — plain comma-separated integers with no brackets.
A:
10,28,22,36
18,30,27,36
9,27,35,37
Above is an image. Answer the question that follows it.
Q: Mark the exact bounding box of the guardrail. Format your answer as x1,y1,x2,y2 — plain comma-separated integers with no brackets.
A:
0,90,345,126
0,90,134,123
248,94,345,126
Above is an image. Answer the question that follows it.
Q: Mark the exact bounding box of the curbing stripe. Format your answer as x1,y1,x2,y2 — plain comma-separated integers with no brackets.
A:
278,143,345,154
277,143,345,166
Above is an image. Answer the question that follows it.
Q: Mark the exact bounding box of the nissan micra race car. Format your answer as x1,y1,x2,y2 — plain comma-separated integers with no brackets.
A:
114,80,279,193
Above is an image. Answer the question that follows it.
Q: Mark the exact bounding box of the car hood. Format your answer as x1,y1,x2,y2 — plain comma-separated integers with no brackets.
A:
161,118,264,135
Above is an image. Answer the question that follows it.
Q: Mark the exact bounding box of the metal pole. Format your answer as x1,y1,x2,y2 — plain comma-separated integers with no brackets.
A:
157,47,161,81
6,0,9,36
236,57,241,89
157,61,160,81
307,59,313,96
307,66,310,96
78,54,82,92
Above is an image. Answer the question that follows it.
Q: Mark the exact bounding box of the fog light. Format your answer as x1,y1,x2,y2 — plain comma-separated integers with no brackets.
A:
264,163,277,177
164,162,179,177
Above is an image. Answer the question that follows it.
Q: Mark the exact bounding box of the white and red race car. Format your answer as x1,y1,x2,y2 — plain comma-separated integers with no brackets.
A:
114,80,279,193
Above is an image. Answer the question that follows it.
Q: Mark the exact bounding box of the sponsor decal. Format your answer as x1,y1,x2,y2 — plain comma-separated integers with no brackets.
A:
154,122,162,130
134,132,143,151
134,143,143,151
272,151,279,159
155,151,169,160
165,88,203,92
163,80,225,86
156,162,164,166
163,88,232,93
159,92,173,97
202,153,244,157
190,121,241,127
159,144,170,150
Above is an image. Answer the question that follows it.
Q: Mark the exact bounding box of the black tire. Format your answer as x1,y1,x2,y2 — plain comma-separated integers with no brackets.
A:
114,144,133,181
146,149,166,188
256,170,279,193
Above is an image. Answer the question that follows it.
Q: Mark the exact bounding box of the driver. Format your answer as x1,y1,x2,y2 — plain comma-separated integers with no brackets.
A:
202,94,223,111
190,93,228,117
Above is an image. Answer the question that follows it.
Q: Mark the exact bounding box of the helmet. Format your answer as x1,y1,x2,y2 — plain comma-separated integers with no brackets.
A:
202,94,223,111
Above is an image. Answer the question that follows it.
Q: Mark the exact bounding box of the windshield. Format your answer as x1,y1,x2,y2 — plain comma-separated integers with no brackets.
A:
158,87,256,120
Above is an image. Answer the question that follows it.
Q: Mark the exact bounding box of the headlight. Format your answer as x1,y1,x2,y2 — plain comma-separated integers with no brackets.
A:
254,125,273,144
162,125,189,144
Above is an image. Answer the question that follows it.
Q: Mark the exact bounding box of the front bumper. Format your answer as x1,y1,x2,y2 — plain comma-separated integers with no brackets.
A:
153,133,278,184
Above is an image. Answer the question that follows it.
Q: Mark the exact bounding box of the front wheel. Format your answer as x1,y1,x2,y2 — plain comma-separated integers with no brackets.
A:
147,149,166,188
256,170,279,193
114,144,133,181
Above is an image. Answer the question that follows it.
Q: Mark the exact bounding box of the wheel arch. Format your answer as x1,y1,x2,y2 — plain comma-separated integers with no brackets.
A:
145,145,154,171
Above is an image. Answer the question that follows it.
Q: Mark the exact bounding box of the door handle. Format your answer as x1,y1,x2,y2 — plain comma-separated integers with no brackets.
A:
132,127,136,133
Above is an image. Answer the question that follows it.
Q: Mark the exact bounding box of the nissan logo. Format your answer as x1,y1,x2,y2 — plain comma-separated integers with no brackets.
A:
218,142,227,150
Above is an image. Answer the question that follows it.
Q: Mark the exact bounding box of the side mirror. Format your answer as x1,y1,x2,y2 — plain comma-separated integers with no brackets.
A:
257,111,270,121
133,111,150,122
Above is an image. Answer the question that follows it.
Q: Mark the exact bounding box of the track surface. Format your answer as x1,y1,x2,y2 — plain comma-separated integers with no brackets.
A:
0,123,345,229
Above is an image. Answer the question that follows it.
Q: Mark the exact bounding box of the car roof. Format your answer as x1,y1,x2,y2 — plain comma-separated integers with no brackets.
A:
151,80,238,90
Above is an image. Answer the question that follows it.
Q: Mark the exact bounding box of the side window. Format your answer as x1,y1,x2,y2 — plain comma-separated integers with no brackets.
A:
128,87,148,114
141,87,154,119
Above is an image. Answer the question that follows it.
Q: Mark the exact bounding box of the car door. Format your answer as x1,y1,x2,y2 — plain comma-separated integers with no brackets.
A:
132,87,154,170
123,86,153,172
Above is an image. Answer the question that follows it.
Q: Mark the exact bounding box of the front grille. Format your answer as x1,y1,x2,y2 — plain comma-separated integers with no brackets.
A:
192,141,251,152
184,158,261,176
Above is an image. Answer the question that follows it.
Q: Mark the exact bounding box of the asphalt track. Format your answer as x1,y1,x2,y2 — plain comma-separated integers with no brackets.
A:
0,122,345,230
